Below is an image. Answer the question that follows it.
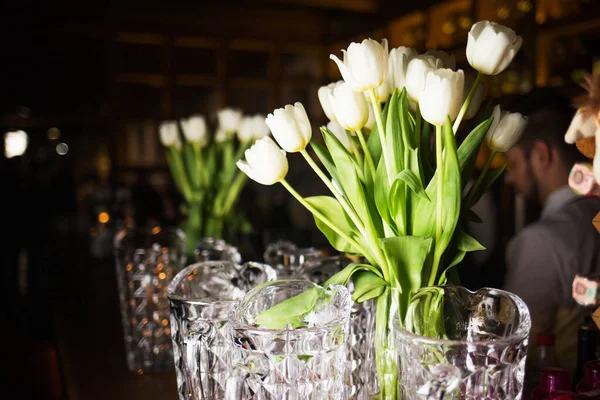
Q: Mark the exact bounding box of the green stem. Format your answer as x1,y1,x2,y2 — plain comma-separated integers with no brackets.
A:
194,144,204,189
464,149,496,207
368,89,393,185
430,124,444,286
375,289,399,400
299,148,366,236
349,138,364,171
220,172,248,215
170,147,193,203
280,179,369,257
453,72,482,134
356,128,376,181
415,103,422,149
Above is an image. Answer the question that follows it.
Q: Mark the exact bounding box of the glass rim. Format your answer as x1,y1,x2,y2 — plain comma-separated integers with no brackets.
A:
166,260,239,302
114,225,186,249
393,285,531,347
230,279,353,334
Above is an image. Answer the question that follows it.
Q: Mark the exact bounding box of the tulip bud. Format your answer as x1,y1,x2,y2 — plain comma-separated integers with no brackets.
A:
326,120,352,151
237,116,256,143
217,107,243,134
236,136,288,185
250,114,271,139
159,120,181,149
486,105,528,152
425,49,456,70
388,46,417,91
406,55,442,103
179,114,208,147
364,102,376,132
215,128,228,143
466,21,522,76
419,69,464,126
565,109,597,144
265,102,312,153
330,38,388,92
318,81,343,121
329,82,369,131
463,73,486,120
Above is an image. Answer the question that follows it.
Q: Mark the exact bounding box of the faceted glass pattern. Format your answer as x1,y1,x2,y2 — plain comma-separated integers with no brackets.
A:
229,280,352,399
113,226,187,373
263,239,324,278
194,237,242,264
167,261,277,400
394,286,531,400
294,255,377,399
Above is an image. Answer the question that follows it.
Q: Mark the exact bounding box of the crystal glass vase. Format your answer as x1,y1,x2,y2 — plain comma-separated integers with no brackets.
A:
263,239,324,278
166,260,277,400
294,255,378,399
113,225,186,373
194,237,242,264
393,286,532,400
228,279,352,399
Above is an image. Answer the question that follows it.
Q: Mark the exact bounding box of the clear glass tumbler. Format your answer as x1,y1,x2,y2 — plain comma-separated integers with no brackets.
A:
393,286,532,400
263,239,324,278
167,260,277,400
228,279,352,399
294,255,377,399
113,225,187,373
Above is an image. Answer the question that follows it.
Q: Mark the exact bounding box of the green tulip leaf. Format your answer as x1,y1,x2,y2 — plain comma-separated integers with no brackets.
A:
455,229,486,252
464,164,506,209
311,140,341,184
463,208,483,223
351,270,388,303
304,196,362,254
392,170,430,202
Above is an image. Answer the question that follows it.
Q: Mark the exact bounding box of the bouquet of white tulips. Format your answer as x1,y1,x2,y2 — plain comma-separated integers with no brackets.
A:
159,108,270,257
237,20,527,398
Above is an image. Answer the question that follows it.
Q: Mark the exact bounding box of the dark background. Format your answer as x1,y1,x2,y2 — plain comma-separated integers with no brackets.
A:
0,0,599,398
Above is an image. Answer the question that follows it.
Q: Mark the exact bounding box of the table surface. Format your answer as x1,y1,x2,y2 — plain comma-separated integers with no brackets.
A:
50,243,179,400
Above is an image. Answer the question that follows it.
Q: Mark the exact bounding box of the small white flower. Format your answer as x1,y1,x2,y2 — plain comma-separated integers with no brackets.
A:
236,137,288,185
329,82,369,131
330,38,389,92
419,69,465,126
388,46,417,92
159,120,181,149
215,128,228,143
217,107,243,133
237,116,256,143
364,102,376,132
318,81,343,121
326,120,352,151
406,55,442,103
565,109,597,144
425,49,456,70
485,105,528,152
463,73,486,121
265,102,312,153
179,114,208,147
466,20,522,75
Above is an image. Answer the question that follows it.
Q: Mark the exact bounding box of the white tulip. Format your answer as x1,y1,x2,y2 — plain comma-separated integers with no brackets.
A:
374,76,392,103
330,38,388,92
425,49,456,70
565,109,597,144
463,73,486,120
179,114,208,147
329,82,369,131
364,102,376,131
215,128,228,143
326,120,352,151
237,116,256,143
406,55,442,103
236,136,288,185
217,107,243,133
265,102,312,153
159,120,181,149
237,114,270,143
466,21,522,75
318,81,343,121
486,105,528,152
420,69,464,126
388,46,417,91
